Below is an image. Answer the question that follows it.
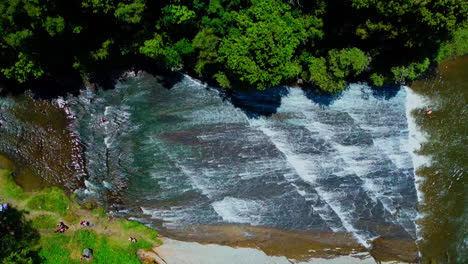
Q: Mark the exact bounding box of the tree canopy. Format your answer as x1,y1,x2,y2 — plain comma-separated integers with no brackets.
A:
0,0,466,93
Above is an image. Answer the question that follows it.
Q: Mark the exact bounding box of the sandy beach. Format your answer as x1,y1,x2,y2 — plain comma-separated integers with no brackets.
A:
148,237,407,264
139,224,417,264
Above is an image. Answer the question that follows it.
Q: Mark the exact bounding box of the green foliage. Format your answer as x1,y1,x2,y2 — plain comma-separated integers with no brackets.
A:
26,187,71,215
301,48,369,92
162,46,182,68
435,23,468,63
214,72,231,89
217,0,317,89
391,58,430,83
31,215,58,230
72,26,83,34
0,0,465,91
192,28,220,73
114,0,145,24
306,56,346,93
44,16,65,36
139,34,164,58
1,53,44,83
82,0,115,14
162,5,196,25
174,38,195,55
2,248,35,264
91,39,114,60
4,29,33,48
327,48,370,78
370,73,384,87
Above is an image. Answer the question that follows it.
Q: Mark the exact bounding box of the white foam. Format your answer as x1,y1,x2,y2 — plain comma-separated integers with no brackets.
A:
249,89,371,247
404,87,431,205
404,87,432,249
249,118,320,184
211,197,263,225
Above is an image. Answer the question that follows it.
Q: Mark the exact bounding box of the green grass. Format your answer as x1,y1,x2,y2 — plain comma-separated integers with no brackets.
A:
26,187,71,215
38,230,151,264
0,168,161,264
31,214,59,229
119,219,159,241
92,206,108,218
0,169,28,200
39,234,76,264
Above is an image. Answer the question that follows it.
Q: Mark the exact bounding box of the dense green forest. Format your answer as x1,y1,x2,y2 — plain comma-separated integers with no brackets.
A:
0,0,466,94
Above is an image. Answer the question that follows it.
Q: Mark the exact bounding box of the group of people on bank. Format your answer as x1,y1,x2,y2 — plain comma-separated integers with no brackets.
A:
53,219,139,262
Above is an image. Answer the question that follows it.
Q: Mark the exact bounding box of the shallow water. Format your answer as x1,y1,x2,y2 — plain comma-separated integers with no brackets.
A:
0,69,446,261
0,95,85,191
56,73,421,261
411,57,468,264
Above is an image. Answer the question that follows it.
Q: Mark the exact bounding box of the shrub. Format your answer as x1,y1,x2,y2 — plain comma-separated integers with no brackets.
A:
370,73,385,87
327,48,370,78
435,23,468,63
391,58,430,83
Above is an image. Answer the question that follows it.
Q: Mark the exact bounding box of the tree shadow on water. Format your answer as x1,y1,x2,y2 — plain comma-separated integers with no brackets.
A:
227,86,290,118
0,206,41,263
369,84,402,100
302,85,344,108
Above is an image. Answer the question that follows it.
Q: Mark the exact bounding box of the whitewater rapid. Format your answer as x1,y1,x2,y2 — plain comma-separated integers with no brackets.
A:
66,73,422,251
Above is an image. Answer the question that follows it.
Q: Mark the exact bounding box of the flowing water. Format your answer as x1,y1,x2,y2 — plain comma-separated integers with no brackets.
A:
56,73,419,261
411,57,467,264
5,63,465,261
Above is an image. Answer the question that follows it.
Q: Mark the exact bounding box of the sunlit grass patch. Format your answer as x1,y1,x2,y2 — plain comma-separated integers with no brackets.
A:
26,187,71,215
38,229,153,264
0,169,28,200
31,214,59,230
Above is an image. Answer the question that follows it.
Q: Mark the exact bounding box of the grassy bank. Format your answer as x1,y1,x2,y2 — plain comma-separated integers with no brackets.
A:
0,169,161,264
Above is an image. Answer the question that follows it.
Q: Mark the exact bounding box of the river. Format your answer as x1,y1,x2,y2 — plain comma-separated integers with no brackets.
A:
0,57,466,263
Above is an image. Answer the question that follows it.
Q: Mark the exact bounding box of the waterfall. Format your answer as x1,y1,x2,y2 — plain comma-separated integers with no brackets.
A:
65,73,419,250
